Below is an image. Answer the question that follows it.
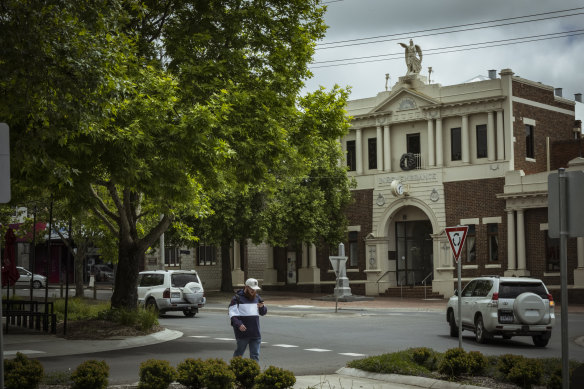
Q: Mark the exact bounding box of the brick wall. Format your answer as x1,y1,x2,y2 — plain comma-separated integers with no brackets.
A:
512,81,575,175
550,139,584,170
444,178,506,278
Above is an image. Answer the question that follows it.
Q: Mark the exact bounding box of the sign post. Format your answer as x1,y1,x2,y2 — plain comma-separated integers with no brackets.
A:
445,225,468,349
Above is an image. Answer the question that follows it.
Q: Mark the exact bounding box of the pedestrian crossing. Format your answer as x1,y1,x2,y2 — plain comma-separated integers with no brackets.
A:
188,336,366,357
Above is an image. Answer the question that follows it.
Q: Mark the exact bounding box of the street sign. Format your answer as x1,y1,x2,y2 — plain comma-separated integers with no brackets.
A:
548,170,584,238
445,225,468,262
0,123,10,203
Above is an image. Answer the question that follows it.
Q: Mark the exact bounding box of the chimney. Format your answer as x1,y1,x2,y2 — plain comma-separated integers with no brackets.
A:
555,88,563,97
488,69,497,80
575,93,582,103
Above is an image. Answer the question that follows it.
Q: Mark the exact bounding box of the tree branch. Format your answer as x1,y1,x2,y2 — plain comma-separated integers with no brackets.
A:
89,183,119,222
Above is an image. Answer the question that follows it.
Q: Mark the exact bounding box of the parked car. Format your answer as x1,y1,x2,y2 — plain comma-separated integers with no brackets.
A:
446,276,555,347
16,266,46,289
90,264,114,282
137,270,205,317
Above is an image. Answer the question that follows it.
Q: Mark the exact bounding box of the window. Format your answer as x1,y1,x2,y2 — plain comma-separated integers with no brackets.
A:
487,224,499,261
346,140,356,171
138,273,164,287
451,127,461,161
465,225,476,263
476,124,487,158
461,280,477,297
197,244,216,266
472,280,493,297
368,138,377,170
546,235,560,272
348,231,359,267
525,124,535,158
407,133,420,154
165,246,179,267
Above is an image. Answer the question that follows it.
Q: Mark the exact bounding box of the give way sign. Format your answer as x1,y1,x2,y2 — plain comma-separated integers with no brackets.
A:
445,226,469,262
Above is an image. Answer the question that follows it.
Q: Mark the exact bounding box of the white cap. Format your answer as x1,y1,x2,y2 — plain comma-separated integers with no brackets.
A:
245,278,261,291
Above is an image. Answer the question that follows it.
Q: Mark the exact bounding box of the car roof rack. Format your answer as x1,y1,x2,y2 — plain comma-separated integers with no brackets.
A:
480,275,500,278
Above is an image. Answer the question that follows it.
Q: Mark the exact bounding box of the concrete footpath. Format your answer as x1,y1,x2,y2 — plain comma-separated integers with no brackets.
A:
2,290,584,388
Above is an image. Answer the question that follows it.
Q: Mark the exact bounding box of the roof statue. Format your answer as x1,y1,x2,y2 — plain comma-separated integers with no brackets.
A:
398,39,423,75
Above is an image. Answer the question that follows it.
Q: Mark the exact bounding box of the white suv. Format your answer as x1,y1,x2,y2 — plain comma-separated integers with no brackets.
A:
446,276,555,347
137,270,205,317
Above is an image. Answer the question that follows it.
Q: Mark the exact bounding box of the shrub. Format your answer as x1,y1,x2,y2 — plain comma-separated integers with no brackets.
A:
466,351,488,375
176,358,206,389
42,370,72,386
71,360,109,389
411,347,432,365
546,366,563,389
98,307,159,331
438,348,468,377
230,357,260,389
202,358,236,389
138,359,176,389
53,297,109,321
497,353,525,376
4,352,44,389
255,366,296,389
506,358,543,389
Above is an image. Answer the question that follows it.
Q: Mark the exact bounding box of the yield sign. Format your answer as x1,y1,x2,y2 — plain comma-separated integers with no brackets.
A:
445,226,469,262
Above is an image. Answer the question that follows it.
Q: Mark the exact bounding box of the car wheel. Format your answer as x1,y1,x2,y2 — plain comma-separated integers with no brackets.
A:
475,315,491,344
502,335,512,340
32,280,42,289
448,310,459,337
532,333,551,347
145,298,159,315
183,309,197,318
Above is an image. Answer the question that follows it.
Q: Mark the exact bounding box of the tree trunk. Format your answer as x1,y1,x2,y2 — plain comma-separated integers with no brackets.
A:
111,238,142,310
74,249,85,297
220,238,233,292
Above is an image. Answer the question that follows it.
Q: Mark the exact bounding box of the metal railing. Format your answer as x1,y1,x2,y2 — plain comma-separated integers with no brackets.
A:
375,270,395,295
421,271,433,300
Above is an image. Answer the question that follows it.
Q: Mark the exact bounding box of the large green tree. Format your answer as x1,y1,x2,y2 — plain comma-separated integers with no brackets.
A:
1,0,341,309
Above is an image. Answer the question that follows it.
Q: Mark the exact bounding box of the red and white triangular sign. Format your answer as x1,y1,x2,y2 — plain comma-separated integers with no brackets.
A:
445,226,469,262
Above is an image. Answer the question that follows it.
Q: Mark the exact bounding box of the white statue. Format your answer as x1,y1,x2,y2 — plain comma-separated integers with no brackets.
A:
398,39,423,75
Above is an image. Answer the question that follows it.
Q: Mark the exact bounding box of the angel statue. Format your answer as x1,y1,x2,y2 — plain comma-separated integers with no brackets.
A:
398,39,423,75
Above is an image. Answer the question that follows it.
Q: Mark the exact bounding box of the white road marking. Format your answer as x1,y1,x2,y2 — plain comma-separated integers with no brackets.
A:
304,348,331,352
214,337,235,341
288,305,315,308
272,344,298,348
4,350,45,356
189,335,209,338
339,352,366,357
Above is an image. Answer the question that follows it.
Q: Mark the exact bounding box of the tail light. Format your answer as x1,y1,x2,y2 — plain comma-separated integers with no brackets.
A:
163,288,170,298
488,292,499,307
492,292,499,301
548,293,554,307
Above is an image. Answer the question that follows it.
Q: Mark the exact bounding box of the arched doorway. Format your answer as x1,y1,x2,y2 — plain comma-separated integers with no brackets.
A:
396,220,433,286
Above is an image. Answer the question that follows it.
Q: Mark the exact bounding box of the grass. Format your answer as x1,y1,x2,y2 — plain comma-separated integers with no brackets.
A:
346,347,582,389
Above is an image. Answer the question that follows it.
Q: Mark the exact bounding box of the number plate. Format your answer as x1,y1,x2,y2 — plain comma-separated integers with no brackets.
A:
499,313,514,323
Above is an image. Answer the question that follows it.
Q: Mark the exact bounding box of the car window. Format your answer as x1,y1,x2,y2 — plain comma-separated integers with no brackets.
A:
461,280,477,297
139,274,164,287
171,273,200,287
499,282,548,299
472,280,493,297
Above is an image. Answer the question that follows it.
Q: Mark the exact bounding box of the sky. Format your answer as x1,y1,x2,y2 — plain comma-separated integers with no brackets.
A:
303,0,584,119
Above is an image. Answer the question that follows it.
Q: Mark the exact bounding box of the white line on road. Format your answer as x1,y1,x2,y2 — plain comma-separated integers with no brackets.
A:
272,344,299,348
4,350,46,356
338,353,366,357
304,348,331,352
214,337,235,341
189,336,209,338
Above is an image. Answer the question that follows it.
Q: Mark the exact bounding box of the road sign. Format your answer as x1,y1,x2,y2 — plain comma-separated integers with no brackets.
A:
445,226,468,262
548,170,584,238
0,123,10,203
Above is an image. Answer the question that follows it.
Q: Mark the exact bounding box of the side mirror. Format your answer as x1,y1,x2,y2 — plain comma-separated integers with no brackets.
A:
454,289,459,296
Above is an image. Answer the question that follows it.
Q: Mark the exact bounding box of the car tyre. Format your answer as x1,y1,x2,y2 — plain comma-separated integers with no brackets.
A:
183,309,197,318
532,333,551,347
475,315,491,344
32,280,42,289
145,298,159,316
448,310,459,337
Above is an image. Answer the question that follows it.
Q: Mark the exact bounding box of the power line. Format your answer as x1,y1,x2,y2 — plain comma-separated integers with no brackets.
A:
317,8,584,50
312,29,584,65
310,31,584,69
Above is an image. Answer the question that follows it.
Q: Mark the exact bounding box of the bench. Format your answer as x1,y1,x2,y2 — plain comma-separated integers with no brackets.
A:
2,300,57,334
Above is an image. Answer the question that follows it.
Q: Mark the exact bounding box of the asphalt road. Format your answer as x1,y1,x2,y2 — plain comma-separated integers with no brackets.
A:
34,306,584,385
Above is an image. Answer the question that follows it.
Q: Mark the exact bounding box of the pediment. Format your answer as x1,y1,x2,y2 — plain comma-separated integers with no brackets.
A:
372,89,437,114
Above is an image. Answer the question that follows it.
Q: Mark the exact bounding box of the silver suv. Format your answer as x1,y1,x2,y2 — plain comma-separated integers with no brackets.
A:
137,270,205,317
446,276,555,347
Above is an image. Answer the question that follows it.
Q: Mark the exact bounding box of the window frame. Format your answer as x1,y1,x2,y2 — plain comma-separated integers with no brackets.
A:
545,234,560,272
197,244,217,266
346,140,356,171
368,137,377,170
464,225,476,263
451,127,462,161
348,231,359,267
487,223,499,262
164,246,180,267
476,124,487,159
525,124,535,159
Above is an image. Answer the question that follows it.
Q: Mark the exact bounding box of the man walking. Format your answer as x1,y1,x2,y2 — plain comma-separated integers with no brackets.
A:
229,278,267,361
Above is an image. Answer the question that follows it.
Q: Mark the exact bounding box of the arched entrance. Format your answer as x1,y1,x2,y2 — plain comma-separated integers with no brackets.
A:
396,219,433,286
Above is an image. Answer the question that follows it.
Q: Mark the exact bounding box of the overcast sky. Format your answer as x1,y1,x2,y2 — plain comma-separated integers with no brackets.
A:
303,0,584,118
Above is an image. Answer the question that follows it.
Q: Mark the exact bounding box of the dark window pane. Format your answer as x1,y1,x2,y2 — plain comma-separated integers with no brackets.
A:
407,133,420,154
346,140,356,171
476,124,487,158
546,235,560,272
499,282,548,299
488,224,498,262
451,127,461,161
368,138,377,170
525,125,535,158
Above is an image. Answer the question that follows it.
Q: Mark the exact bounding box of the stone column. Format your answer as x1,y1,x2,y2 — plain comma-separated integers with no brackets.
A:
515,210,529,276
496,110,504,161
383,125,391,171
487,111,495,161
298,242,320,285
231,240,245,285
427,119,435,167
356,128,363,174
309,243,318,268
376,125,383,171
263,245,279,285
302,242,308,268
435,118,443,167
506,210,516,271
461,115,470,163
575,237,584,286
